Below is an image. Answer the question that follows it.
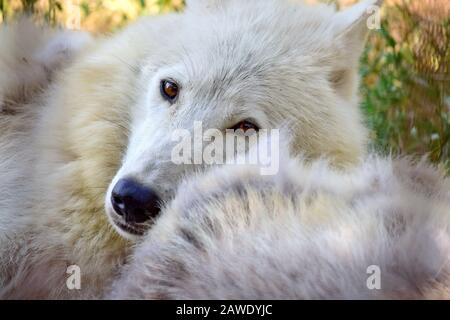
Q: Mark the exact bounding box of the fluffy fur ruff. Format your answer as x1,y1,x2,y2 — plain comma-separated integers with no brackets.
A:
0,11,189,298
108,156,450,299
0,19,97,297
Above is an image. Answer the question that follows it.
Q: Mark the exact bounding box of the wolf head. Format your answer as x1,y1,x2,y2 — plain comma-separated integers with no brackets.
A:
101,0,382,239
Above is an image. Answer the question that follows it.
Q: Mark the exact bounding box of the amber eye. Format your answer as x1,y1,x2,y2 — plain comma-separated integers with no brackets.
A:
160,79,179,102
230,121,260,133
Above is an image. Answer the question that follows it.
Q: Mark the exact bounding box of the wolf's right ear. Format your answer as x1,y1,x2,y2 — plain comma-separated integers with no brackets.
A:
329,0,383,99
334,0,383,46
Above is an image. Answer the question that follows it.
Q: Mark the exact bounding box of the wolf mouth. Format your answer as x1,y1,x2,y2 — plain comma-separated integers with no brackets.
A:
114,220,146,236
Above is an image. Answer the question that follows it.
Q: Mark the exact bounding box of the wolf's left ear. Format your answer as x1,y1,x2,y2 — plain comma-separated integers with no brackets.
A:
330,0,383,99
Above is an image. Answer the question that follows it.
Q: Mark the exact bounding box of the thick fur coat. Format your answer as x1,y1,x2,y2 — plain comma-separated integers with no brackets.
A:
109,155,450,299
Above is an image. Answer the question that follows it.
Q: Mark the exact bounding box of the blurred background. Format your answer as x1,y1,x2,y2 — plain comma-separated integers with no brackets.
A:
1,0,449,168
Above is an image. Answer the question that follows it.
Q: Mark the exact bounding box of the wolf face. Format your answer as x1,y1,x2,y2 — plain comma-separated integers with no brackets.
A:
105,0,381,239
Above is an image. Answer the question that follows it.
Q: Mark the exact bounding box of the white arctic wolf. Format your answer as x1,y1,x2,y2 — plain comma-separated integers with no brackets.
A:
1,0,447,299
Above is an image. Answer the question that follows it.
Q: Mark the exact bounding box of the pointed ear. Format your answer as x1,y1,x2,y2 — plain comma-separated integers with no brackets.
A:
330,0,383,99
334,0,383,46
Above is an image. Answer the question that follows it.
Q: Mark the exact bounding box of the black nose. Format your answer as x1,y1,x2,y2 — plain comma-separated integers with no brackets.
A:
111,179,161,223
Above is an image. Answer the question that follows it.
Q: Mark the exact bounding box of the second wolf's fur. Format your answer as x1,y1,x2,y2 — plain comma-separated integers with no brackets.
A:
109,155,450,299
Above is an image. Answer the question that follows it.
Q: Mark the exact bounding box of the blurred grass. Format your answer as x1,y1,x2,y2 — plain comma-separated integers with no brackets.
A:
0,0,184,32
360,0,449,169
1,0,449,169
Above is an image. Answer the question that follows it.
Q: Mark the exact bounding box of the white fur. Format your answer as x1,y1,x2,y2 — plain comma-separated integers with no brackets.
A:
0,19,93,291
0,18,92,111
108,154,450,299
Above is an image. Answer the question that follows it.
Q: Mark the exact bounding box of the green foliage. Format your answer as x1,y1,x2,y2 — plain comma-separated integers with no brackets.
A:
360,3,449,169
